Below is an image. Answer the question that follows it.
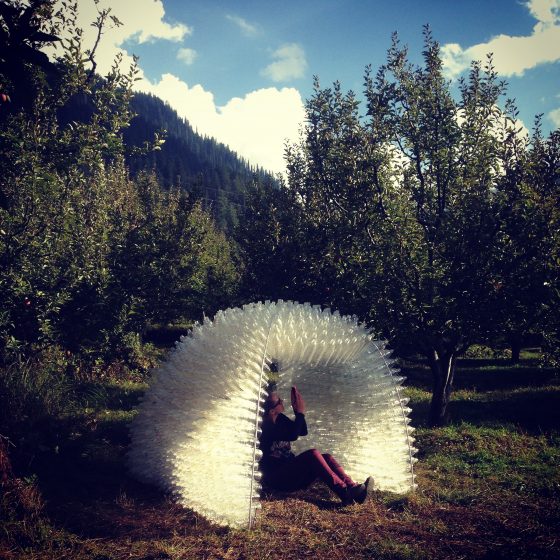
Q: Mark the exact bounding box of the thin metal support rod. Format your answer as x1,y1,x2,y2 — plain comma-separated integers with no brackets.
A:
248,311,277,528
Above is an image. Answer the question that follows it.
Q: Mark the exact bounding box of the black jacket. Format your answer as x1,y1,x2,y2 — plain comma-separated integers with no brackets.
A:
259,412,308,471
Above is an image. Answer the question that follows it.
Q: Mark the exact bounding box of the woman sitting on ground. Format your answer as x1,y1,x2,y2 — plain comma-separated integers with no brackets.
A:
259,384,372,504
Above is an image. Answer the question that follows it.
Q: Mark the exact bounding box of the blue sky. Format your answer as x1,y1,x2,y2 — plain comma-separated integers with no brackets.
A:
70,0,560,174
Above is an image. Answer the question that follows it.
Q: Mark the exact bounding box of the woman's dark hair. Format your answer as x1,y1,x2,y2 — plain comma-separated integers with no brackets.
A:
263,380,279,413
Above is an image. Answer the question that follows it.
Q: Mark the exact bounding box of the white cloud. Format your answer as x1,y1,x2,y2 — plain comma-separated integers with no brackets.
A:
261,43,307,82
455,104,530,142
225,14,259,37
442,0,560,78
549,106,560,127
177,47,197,65
139,74,306,174
52,0,190,76
527,0,560,24
117,4,190,44
50,1,305,173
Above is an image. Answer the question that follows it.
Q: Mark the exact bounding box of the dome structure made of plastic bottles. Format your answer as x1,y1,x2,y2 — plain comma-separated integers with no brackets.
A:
128,301,417,528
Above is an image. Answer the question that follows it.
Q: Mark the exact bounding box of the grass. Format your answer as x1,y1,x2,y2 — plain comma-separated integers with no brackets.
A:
1,354,559,560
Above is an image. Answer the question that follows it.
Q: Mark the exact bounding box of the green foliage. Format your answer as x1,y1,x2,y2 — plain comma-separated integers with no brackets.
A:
106,172,241,331
493,117,560,361
0,0,242,483
241,27,559,425
464,344,512,360
0,0,241,369
0,0,61,112
237,179,312,302
0,0,141,359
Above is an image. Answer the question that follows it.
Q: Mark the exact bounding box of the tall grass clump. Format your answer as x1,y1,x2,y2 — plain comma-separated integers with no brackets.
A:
0,347,75,450
0,347,77,550
0,346,73,429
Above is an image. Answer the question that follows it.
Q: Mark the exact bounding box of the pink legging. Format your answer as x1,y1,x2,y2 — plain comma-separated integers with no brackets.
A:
265,449,356,494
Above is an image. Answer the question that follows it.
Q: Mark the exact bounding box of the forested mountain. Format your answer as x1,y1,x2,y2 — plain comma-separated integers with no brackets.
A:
123,92,277,230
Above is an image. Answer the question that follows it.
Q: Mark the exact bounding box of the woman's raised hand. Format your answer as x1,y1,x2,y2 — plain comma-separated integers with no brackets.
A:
291,386,306,414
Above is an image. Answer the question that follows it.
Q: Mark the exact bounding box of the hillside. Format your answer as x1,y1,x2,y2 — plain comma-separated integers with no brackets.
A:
124,92,277,231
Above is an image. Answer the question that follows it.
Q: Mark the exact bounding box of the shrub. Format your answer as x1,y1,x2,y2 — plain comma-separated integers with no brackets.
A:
463,344,512,360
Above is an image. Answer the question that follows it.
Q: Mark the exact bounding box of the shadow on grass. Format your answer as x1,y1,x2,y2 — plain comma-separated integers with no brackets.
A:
262,483,343,510
454,364,558,392
29,383,226,543
35,415,346,543
410,387,560,432
451,387,560,432
402,360,558,393
34,425,223,542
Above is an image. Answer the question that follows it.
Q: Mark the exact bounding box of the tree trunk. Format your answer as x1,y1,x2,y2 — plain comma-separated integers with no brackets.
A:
509,334,522,364
427,348,457,427
511,343,521,364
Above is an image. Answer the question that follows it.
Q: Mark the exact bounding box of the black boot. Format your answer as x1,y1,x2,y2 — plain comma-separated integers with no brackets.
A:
343,477,373,505
333,484,350,503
